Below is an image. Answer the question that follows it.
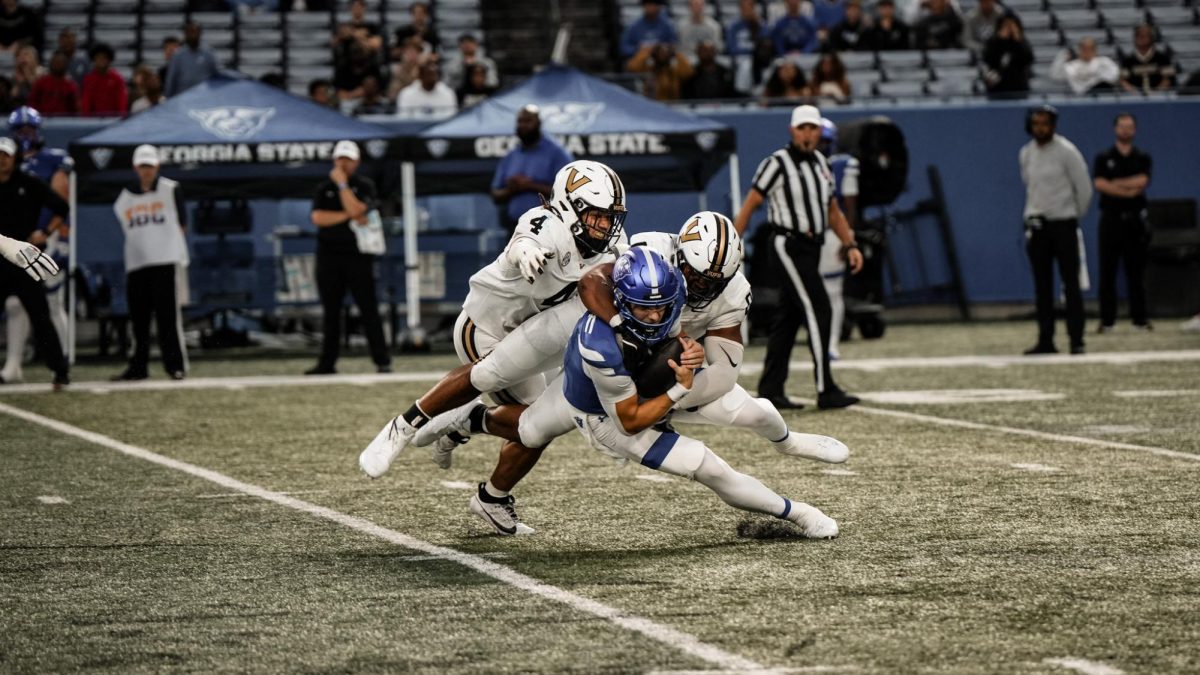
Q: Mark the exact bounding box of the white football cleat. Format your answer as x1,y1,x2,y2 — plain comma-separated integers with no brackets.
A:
787,501,839,539
358,416,415,478
412,400,480,448
469,485,535,536
774,432,849,463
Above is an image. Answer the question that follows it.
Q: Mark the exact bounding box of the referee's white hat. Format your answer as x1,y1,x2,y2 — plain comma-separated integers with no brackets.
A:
790,104,822,128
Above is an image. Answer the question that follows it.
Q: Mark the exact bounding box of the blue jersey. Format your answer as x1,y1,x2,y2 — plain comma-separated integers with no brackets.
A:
21,147,74,232
828,153,859,207
563,313,633,415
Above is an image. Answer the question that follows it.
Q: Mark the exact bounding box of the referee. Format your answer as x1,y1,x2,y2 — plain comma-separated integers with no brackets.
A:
0,136,69,388
733,105,864,410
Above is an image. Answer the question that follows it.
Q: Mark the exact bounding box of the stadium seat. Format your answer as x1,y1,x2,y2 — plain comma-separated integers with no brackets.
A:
878,50,926,69
1026,28,1065,48
926,49,974,67
241,29,284,47
143,14,184,28
48,0,92,10
1003,0,1044,12
882,66,932,82
91,28,138,50
142,0,185,11
1026,10,1057,30
847,69,882,93
839,51,877,71
1148,7,1199,27
93,14,136,28
1053,9,1103,31
240,49,283,66
1029,76,1070,93
1101,8,1148,31
926,76,978,95
288,48,331,66
874,80,926,97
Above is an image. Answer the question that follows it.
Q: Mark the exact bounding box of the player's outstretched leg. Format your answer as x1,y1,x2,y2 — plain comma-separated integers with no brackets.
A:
690,445,839,539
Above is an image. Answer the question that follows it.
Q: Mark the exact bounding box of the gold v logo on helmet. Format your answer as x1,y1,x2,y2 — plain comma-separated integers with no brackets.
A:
565,167,592,193
679,217,703,243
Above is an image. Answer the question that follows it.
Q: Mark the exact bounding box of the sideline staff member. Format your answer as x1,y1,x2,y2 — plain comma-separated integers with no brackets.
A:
111,144,189,381
733,104,864,410
1093,113,1152,333
307,140,392,375
1019,105,1093,355
489,104,572,233
0,136,70,388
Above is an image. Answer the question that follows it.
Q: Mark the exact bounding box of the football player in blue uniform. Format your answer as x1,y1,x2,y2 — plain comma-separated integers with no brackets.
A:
3,107,71,384
817,117,860,359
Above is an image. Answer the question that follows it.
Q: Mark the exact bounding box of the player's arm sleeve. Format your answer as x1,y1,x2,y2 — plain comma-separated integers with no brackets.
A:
842,158,860,198
674,335,743,409
586,361,638,426
1067,146,1093,216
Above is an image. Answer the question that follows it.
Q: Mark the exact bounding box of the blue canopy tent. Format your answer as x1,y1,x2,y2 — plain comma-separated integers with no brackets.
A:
392,65,739,343
65,77,401,358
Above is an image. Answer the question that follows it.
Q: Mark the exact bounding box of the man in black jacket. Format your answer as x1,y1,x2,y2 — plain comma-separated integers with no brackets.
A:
0,137,69,387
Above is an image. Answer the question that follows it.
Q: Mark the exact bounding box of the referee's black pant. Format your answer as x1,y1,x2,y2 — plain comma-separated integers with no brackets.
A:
1098,209,1149,328
0,262,68,379
1025,218,1085,349
315,250,391,370
126,264,186,376
758,231,841,398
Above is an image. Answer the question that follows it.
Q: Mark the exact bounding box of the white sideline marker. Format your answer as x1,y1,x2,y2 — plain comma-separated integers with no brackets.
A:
1043,657,1125,675
1011,463,1061,472
36,495,69,504
0,401,765,673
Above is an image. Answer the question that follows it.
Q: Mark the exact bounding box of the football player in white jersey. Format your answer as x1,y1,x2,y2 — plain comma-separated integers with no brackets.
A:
413,212,848,535
358,160,629,495
425,246,839,538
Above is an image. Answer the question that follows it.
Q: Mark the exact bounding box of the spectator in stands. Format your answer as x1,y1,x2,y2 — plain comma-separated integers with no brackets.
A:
28,51,79,115
388,37,425,102
395,58,457,119
762,58,808,103
393,2,440,54
683,40,737,100
353,74,391,115
727,0,767,57
157,37,181,87
621,0,678,60
1051,37,1119,95
11,44,43,103
490,104,572,233
914,0,963,49
0,0,41,55
346,0,382,56
628,42,695,102
334,39,382,106
443,33,498,92
0,76,14,114
1119,24,1176,94
810,52,851,103
862,0,911,51
812,0,848,37
57,29,90,88
457,62,495,108
772,0,820,54
80,44,128,116
982,14,1031,99
961,0,1002,53
828,0,869,51
751,37,779,88
678,0,724,61
130,69,166,113
309,78,334,107
164,22,219,97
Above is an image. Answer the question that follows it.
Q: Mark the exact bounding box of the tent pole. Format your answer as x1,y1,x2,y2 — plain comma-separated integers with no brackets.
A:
400,161,425,349
67,171,77,365
728,153,741,213
697,191,707,213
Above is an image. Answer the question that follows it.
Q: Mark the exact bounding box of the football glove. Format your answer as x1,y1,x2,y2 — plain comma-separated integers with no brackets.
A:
0,235,60,282
507,239,553,284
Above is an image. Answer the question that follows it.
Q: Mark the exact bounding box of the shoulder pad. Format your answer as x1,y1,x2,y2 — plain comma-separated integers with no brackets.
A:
575,314,625,370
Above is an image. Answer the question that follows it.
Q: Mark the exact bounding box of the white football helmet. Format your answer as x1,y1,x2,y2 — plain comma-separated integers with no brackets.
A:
675,211,742,309
550,160,627,256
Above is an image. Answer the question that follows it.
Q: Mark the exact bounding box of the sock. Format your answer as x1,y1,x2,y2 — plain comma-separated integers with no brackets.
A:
402,403,431,429
482,480,509,501
468,404,488,434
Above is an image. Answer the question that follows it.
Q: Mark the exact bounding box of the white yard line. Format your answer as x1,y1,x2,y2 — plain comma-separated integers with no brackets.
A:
2,349,1199,396
0,401,765,673
839,403,1200,463
35,495,69,504
1011,463,1062,472
1043,657,1126,675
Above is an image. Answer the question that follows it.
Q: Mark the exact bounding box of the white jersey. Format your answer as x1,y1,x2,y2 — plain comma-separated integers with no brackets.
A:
113,176,189,273
630,231,751,338
464,205,626,336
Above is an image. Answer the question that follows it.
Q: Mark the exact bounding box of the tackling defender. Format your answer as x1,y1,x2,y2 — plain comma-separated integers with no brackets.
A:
440,247,840,538
358,160,631,501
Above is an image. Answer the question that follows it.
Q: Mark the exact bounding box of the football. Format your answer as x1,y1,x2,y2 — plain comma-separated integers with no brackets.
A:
633,338,685,398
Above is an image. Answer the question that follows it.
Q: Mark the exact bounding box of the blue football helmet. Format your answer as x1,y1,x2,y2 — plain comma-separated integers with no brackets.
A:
8,106,43,152
818,117,837,155
612,246,686,346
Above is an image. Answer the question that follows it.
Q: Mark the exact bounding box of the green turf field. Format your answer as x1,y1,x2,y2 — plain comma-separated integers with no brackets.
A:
2,322,1198,673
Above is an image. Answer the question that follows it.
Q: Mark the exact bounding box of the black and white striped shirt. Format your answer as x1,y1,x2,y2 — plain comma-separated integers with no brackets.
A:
750,145,834,238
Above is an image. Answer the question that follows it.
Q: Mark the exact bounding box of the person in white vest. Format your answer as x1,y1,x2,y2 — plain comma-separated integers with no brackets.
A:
111,144,189,381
